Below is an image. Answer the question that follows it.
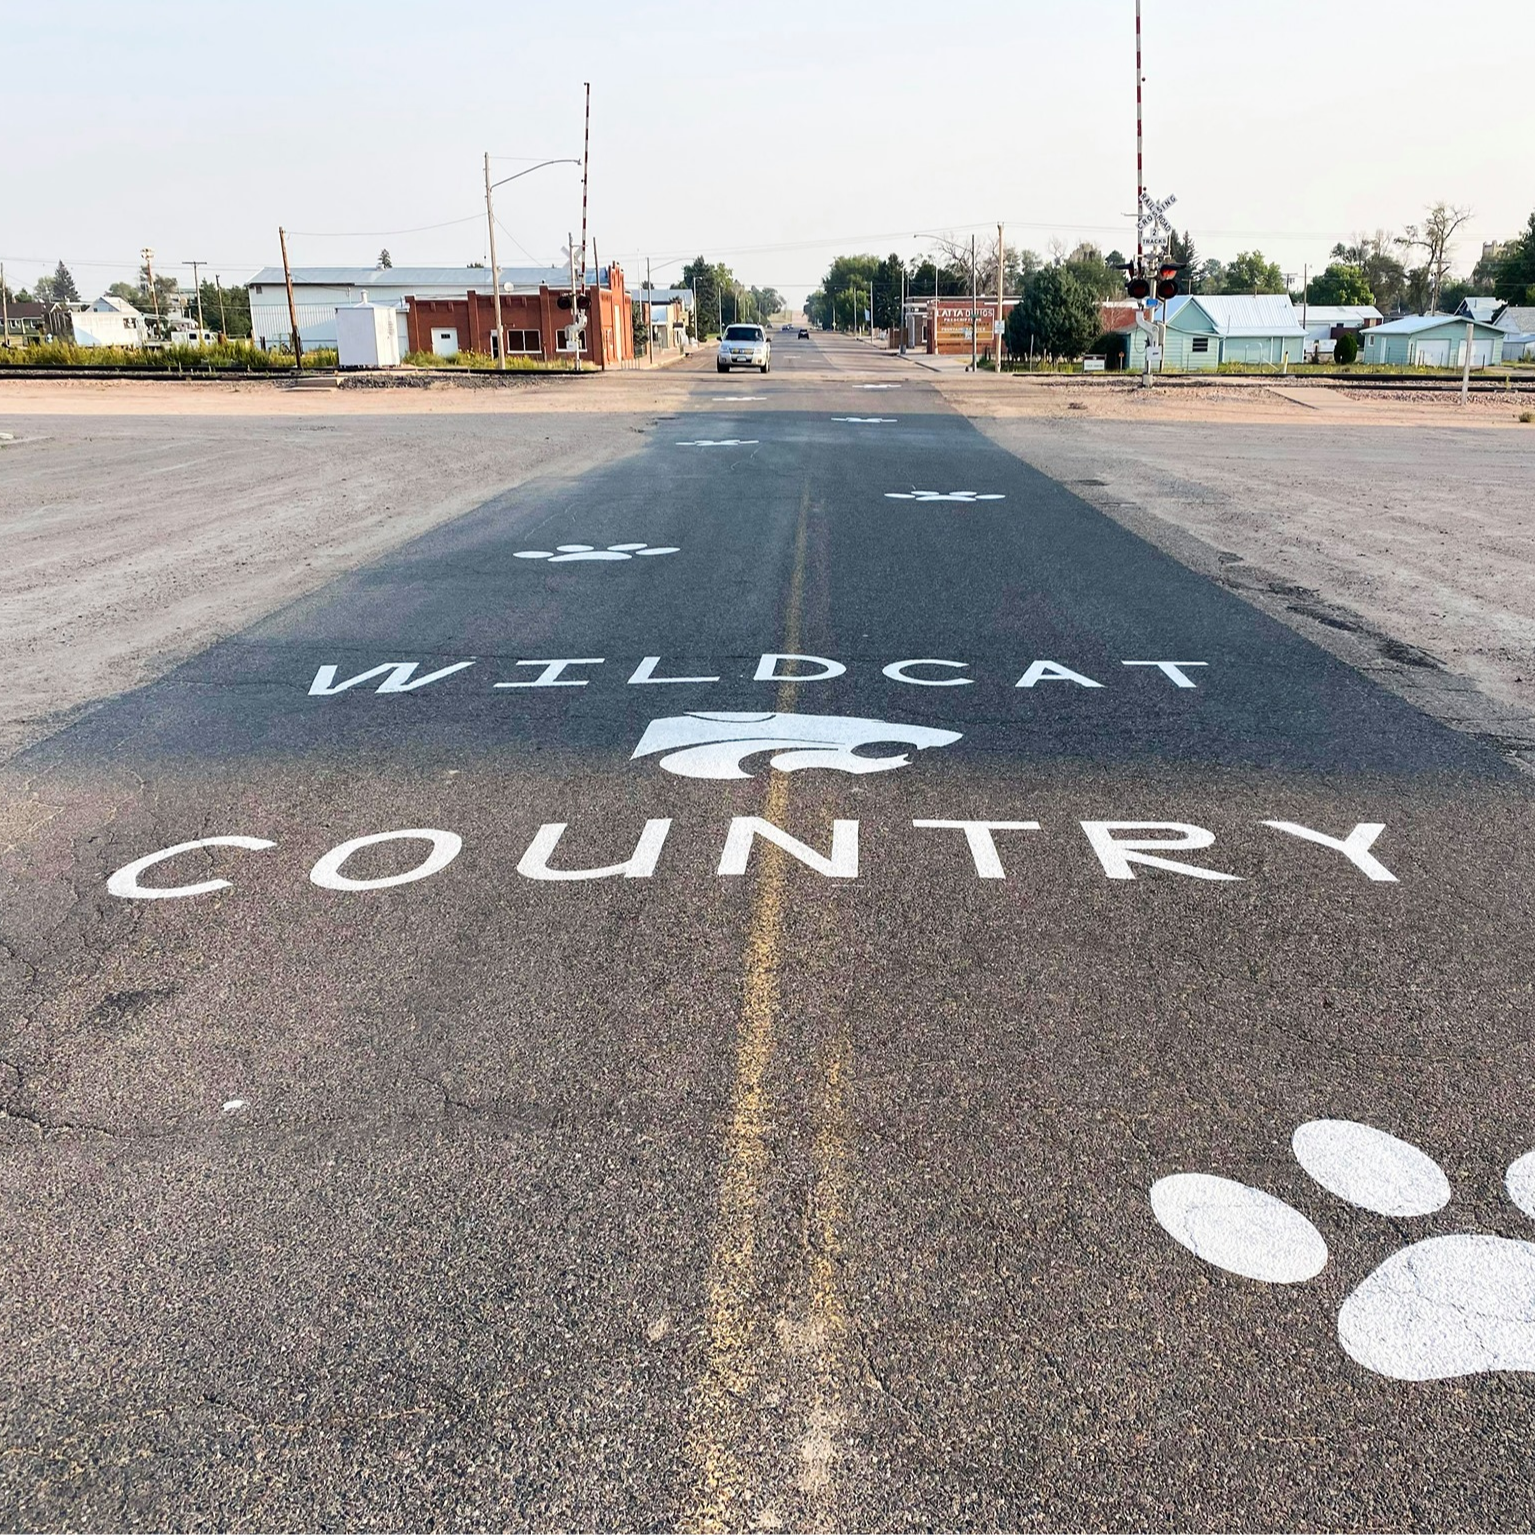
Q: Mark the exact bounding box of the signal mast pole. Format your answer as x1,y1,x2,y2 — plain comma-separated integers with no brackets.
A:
1135,0,1145,282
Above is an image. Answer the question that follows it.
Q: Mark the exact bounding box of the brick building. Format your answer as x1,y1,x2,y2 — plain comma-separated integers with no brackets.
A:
404,266,633,366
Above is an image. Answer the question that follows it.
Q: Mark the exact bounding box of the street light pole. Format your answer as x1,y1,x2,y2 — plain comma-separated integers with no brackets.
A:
970,232,978,373
484,152,506,368
479,156,581,369
996,224,1004,372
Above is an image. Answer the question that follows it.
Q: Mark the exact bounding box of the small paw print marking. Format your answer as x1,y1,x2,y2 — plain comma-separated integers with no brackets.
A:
676,438,758,447
857,383,901,389
832,416,896,424
884,490,1005,503
513,543,679,563
1152,1122,1535,1381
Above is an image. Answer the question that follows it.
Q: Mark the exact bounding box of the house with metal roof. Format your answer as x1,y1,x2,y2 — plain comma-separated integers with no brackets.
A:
1126,294,1305,370
246,263,615,352
1361,312,1505,368
1453,296,1503,324
1491,305,1535,361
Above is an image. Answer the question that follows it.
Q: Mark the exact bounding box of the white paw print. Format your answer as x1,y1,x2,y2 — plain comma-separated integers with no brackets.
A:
884,490,1005,503
676,438,758,447
1153,1121,1535,1381
857,383,901,390
831,416,897,424
513,543,679,563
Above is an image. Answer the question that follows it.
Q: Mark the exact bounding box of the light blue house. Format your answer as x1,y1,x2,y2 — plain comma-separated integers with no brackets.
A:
1362,313,1506,368
1127,294,1306,370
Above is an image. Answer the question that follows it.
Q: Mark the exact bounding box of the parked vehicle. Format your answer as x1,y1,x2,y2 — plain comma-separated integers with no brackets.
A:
798,328,810,339
718,323,771,374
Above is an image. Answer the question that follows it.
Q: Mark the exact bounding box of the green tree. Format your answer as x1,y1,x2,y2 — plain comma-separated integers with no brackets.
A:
872,253,904,329
1006,265,1099,360
1493,210,1535,305
1332,235,1408,313
52,260,80,302
907,255,969,300
1167,231,1200,293
201,280,251,339
1216,250,1284,294
1062,243,1124,301
809,254,882,330
377,248,392,269
1397,202,1472,313
1306,263,1373,305
749,285,784,320
681,256,739,335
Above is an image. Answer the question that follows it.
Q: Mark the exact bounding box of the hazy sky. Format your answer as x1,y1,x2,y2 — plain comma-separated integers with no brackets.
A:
3,0,1530,304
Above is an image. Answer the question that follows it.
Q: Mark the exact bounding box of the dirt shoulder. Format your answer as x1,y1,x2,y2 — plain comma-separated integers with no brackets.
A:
949,397,1535,770
928,371,1535,429
0,384,678,763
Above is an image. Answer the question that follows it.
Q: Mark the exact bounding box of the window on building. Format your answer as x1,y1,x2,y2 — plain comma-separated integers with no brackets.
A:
505,330,541,354
1191,336,1210,353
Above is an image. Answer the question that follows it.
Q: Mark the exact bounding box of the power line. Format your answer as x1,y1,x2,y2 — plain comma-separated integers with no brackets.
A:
287,213,484,238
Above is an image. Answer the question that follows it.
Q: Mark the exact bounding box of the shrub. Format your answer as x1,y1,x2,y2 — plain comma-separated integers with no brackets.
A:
1333,331,1360,365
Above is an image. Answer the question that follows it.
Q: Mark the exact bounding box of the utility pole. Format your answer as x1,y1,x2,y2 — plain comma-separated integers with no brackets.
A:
277,227,302,370
898,260,906,354
141,247,163,340
646,255,653,366
996,223,1005,372
484,152,506,369
1462,318,1473,404
970,232,978,373
1135,0,1144,285
578,83,591,332
568,233,581,373
185,260,207,345
1,262,9,352
214,273,228,339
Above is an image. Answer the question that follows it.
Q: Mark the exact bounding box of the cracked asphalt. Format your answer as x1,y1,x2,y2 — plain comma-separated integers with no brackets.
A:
3,332,1533,1531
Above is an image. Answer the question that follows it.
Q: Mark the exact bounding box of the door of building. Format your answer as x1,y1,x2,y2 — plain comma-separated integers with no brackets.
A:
431,328,459,358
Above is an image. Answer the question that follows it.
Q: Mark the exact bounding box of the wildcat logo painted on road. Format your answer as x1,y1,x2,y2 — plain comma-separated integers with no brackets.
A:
630,711,962,780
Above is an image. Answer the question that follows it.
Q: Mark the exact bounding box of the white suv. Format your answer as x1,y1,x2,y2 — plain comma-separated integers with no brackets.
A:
717,323,770,374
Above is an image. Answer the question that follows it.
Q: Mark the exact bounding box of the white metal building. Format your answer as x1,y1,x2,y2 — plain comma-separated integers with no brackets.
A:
246,264,605,353
70,295,148,348
335,298,403,368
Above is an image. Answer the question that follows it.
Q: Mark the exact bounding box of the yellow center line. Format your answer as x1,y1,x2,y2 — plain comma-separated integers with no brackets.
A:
688,482,855,1532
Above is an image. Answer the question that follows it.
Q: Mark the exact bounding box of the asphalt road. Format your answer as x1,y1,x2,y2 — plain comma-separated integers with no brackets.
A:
4,330,1534,1531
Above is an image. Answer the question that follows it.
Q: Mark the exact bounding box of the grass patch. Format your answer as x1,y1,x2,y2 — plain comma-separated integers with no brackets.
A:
0,341,336,370
402,350,568,372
